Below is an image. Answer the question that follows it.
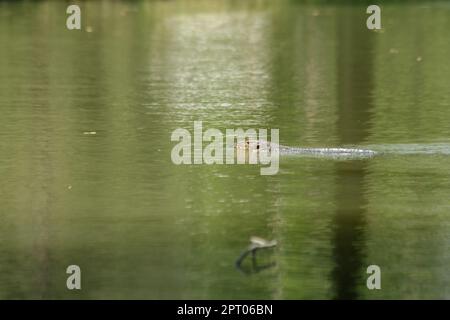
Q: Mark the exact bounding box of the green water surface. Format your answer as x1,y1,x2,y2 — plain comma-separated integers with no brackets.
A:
0,0,449,299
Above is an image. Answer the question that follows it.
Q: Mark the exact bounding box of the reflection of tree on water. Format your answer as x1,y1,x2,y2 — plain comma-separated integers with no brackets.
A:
332,161,369,299
331,7,374,300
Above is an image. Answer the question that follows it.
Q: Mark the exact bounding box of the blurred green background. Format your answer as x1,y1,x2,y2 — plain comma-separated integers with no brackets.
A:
0,0,449,299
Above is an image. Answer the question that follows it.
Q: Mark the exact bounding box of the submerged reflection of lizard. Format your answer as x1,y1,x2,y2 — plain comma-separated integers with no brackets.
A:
235,237,277,274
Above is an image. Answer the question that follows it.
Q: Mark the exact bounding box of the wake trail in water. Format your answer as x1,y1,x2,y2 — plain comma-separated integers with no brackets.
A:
278,143,450,159
364,143,450,155
235,139,450,159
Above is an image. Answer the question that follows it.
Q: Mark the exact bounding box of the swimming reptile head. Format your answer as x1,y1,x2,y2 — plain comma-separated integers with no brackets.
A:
235,138,273,151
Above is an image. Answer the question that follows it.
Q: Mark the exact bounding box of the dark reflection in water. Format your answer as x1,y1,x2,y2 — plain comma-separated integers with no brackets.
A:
332,7,373,300
332,161,368,299
235,252,277,276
